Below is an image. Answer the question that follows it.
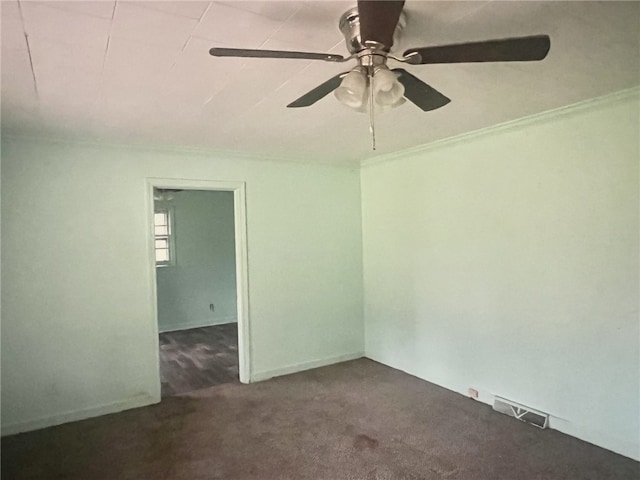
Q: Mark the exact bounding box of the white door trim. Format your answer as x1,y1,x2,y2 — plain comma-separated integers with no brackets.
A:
145,178,252,385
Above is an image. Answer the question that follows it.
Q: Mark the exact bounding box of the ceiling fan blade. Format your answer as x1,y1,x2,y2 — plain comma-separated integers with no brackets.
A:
393,69,451,112
287,73,348,108
404,35,550,64
209,47,346,63
358,0,405,50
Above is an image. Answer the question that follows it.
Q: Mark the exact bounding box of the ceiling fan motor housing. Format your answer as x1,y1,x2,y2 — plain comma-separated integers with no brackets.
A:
339,6,406,56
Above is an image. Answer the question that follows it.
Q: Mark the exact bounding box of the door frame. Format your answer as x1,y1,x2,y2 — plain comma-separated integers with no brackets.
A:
146,178,251,385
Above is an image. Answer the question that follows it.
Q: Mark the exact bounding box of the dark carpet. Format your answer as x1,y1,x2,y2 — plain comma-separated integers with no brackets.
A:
159,323,239,397
2,359,638,480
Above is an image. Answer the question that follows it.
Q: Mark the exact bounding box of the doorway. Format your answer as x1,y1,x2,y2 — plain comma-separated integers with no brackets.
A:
146,179,251,398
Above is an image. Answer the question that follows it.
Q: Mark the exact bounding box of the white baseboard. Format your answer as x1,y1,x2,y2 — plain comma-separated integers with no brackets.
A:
549,417,640,461
363,352,640,462
1,393,159,437
251,351,364,382
158,316,237,333
1,353,361,435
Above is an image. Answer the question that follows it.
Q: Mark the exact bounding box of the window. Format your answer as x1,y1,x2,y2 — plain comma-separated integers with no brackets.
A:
154,209,174,266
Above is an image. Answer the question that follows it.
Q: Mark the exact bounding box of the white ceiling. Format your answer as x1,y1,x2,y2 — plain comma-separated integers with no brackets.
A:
1,0,639,164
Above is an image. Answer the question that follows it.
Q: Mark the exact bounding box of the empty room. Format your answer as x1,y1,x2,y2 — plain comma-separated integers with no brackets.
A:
1,1,638,479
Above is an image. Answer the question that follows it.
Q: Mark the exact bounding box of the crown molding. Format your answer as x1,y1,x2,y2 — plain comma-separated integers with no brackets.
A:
3,87,637,171
0,132,358,170
360,86,640,169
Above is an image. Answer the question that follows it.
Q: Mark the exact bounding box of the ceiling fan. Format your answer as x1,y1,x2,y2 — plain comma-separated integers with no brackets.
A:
209,0,550,148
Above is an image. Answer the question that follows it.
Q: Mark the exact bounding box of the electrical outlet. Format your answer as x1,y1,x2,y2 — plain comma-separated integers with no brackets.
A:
468,388,479,399
209,303,215,312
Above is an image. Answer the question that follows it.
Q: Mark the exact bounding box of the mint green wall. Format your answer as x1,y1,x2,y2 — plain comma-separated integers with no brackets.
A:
361,91,639,460
1,140,364,434
155,190,238,332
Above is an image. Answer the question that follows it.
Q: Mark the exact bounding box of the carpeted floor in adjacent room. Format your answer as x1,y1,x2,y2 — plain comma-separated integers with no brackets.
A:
2,358,638,480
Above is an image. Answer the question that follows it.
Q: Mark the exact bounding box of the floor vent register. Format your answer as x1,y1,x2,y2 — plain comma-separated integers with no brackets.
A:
493,396,549,429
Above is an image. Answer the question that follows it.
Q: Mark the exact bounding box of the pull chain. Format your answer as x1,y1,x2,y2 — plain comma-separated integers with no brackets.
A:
368,69,376,151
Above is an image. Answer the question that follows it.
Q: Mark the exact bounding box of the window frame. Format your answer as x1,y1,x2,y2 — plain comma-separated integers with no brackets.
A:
153,207,176,267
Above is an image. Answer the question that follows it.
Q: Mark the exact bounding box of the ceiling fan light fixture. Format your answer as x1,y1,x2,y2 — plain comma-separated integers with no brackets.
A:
334,67,368,110
372,65,405,109
154,188,182,202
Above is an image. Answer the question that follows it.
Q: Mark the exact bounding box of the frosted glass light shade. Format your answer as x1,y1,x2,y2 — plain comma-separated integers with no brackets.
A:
334,70,367,109
372,67,405,108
